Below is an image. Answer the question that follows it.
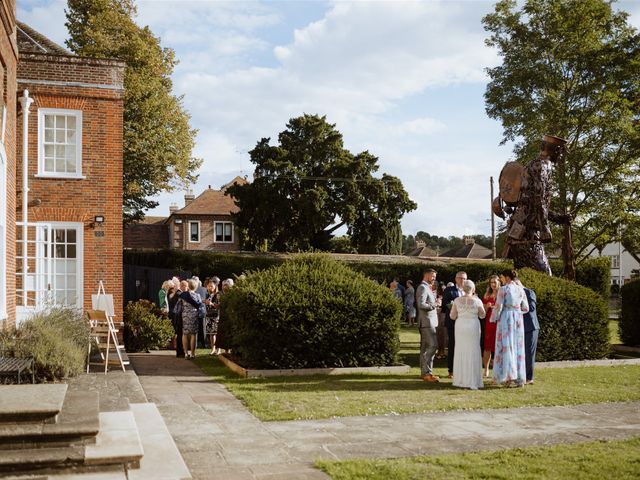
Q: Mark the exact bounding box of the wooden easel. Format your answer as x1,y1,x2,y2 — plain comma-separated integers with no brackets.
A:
87,281,128,373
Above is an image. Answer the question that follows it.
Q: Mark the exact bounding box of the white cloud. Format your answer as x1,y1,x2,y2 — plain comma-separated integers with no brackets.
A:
17,0,68,46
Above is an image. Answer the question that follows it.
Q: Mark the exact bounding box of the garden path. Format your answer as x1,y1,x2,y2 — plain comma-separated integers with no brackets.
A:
129,351,640,480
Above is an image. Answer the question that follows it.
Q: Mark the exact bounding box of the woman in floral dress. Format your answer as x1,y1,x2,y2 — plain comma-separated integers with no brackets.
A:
492,269,529,387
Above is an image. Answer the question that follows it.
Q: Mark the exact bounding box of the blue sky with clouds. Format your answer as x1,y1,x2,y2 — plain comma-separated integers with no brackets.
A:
17,0,640,238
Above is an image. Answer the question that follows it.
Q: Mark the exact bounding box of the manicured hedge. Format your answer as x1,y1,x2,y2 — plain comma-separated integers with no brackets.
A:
620,278,640,346
124,249,609,297
123,300,174,352
220,254,402,369
478,268,609,361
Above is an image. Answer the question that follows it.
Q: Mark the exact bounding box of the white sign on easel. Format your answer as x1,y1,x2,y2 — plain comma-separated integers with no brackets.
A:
92,280,115,317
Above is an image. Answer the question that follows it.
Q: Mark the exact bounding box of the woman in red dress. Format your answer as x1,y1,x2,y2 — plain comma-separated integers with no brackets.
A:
483,275,501,377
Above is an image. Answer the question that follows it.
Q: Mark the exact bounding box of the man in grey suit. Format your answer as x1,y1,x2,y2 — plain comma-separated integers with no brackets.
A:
416,268,440,382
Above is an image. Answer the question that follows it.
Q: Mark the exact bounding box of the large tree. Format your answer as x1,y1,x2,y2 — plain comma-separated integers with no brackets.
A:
65,0,201,222
483,0,640,275
227,114,416,253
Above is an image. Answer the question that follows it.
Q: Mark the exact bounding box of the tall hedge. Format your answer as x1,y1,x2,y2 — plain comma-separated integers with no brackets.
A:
478,268,609,361
220,254,402,369
620,278,640,346
124,249,609,297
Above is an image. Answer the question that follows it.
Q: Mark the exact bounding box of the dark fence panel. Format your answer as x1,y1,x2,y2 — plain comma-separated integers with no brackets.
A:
124,264,191,306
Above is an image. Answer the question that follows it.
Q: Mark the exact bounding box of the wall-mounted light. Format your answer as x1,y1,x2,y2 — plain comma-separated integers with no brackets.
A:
91,215,105,228
174,219,183,224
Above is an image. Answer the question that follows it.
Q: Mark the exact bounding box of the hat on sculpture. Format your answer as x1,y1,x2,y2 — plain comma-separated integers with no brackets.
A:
543,134,567,146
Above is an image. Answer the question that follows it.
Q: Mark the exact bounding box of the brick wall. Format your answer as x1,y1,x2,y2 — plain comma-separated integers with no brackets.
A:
170,215,240,252
16,53,125,319
124,223,169,249
0,0,17,328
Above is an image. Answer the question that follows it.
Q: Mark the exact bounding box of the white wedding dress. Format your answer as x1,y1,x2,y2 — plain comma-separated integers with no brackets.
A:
451,295,485,390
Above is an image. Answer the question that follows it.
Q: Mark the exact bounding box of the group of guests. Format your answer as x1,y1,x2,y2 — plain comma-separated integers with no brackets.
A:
410,268,538,389
158,276,235,359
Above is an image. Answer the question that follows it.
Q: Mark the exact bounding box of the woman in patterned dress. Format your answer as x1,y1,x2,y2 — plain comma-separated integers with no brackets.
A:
179,278,204,359
204,277,221,355
492,269,529,387
482,275,500,377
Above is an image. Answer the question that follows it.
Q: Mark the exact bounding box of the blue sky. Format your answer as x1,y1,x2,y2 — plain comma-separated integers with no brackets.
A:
17,0,640,238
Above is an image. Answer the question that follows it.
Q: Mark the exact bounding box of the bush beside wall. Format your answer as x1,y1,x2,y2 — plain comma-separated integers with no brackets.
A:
0,307,90,381
221,254,402,369
620,279,640,346
123,300,174,352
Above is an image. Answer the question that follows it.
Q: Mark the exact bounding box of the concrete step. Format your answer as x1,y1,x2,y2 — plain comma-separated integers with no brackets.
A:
0,391,100,449
0,411,143,476
0,385,68,423
127,403,191,480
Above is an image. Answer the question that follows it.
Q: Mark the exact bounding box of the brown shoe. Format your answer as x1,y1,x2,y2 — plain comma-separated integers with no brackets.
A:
422,374,440,382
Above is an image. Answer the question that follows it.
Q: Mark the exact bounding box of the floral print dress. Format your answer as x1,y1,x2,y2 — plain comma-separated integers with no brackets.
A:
492,282,529,386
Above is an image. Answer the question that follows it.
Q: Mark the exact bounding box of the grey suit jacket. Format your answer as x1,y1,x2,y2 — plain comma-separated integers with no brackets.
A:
416,281,438,329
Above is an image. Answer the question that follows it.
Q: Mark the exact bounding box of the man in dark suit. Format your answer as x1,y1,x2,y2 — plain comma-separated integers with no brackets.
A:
442,271,467,378
517,280,539,384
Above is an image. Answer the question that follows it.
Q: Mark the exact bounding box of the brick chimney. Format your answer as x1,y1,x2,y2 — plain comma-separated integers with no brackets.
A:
184,189,195,206
464,235,475,245
416,240,426,248
169,202,179,214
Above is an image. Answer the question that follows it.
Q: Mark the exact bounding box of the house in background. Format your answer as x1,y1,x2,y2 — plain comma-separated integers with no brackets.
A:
440,236,493,260
0,20,125,327
124,176,246,252
587,241,640,287
404,240,437,258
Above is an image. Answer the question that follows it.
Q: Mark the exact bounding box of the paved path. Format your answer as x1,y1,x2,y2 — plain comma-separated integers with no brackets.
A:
129,352,640,480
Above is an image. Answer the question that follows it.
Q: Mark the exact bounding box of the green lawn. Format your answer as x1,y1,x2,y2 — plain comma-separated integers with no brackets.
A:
316,437,640,480
610,319,621,344
193,326,640,421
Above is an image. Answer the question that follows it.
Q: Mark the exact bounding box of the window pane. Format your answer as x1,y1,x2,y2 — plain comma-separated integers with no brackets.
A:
67,245,76,258
55,115,65,127
55,244,65,258
45,128,54,142
65,151,76,173
55,290,66,304
55,260,65,274
44,115,54,128
55,230,65,243
190,223,199,241
55,129,65,143
224,223,232,235
66,129,76,143
44,145,54,157
67,291,77,305
67,260,76,273
67,230,76,243
55,145,65,159
45,158,54,172
55,157,65,172
67,116,76,129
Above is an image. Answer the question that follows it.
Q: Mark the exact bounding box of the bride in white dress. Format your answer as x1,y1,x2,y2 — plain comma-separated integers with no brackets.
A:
449,280,486,389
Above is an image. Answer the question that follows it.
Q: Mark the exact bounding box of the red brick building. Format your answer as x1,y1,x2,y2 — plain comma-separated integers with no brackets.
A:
0,22,125,326
124,176,246,252
0,0,17,328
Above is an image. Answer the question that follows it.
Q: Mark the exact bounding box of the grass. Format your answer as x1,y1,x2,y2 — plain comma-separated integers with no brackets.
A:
315,437,640,480
193,326,640,421
610,319,622,344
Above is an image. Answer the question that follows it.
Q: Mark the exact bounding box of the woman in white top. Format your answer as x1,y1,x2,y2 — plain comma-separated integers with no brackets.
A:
449,279,486,389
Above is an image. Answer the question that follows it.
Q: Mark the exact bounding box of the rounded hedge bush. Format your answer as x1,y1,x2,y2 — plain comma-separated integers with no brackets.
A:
477,268,609,361
620,278,640,346
221,254,402,369
124,300,174,352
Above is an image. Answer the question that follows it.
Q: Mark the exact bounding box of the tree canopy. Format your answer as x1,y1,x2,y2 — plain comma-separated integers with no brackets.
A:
483,0,640,269
227,114,417,253
65,0,201,223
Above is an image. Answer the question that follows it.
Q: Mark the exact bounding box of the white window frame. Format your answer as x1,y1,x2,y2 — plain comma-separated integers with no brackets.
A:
214,221,234,243
0,140,6,320
610,255,620,269
188,221,200,243
41,222,84,310
36,108,84,179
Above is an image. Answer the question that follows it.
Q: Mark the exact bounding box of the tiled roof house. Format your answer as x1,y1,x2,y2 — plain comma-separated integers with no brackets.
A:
124,176,247,251
1,15,125,327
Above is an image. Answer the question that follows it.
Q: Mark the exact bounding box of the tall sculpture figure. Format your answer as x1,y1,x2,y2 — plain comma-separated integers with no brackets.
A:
494,134,570,275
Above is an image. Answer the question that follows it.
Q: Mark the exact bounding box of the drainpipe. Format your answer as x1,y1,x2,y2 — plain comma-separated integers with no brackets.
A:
19,90,33,307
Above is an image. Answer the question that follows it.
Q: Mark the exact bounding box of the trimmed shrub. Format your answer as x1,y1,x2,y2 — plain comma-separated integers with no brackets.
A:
222,254,402,369
550,256,611,298
478,269,609,361
124,300,174,352
0,307,90,381
620,278,640,346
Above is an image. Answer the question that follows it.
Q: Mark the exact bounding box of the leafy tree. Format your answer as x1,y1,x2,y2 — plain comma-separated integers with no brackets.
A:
483,0,640,276
227,114,416,253
65,0,201,222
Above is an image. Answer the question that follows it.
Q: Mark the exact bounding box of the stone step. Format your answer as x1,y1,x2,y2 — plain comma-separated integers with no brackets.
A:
0,385,68,423
127,403,191,480
0,411,143,475
0,391,100,449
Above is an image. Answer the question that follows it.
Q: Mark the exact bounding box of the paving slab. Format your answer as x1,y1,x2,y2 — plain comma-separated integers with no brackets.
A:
130,351,640,480
0,384,67,422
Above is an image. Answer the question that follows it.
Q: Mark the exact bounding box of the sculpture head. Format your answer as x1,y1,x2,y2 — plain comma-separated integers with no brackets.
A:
541,134,567,162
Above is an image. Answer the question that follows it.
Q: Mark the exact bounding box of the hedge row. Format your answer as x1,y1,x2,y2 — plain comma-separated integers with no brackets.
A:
620,278,640,346
124,250,610,297
221,254,401,369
